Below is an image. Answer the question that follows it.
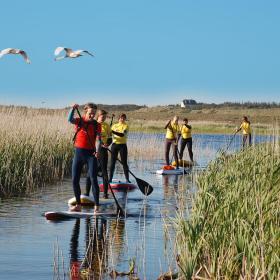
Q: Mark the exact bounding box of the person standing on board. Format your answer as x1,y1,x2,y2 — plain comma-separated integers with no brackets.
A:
236,116,252,147
179,118,194,162
85,109,111,199
68,103,102,213
164,116,180,168
109,113,130,183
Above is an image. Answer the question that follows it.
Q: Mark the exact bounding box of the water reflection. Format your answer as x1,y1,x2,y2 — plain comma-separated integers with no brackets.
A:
68,217,127,279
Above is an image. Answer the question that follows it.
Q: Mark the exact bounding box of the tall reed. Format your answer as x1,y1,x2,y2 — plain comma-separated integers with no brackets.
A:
175,139,280,279
0,108,73,197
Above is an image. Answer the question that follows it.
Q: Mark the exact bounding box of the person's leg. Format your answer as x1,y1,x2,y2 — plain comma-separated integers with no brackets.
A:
85,174,91,196
100,147,109,198
242,135,247,148
87,153,100,207
109,143,119,182
172,141,179,168
186,138,193,162
71,148,84,208
119,144,130,182
165,139,172,165
248,134,252,146
179,138,187,160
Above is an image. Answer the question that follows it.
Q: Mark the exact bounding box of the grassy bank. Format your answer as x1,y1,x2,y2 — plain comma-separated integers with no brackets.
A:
175,141,280,279
0,107,73,197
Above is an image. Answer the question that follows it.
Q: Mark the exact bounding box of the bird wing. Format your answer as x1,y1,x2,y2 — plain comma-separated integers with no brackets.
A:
0,48,14,57
54,47,66,56
64,48,73,55
19,50,31,64
76,50,94,57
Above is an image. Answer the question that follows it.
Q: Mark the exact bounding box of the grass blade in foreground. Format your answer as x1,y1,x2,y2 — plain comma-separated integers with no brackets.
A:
175,140,280,279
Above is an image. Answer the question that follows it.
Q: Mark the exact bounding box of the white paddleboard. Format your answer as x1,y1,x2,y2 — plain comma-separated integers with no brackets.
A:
156,168,188,175
45,211,117,220
68,195,114,206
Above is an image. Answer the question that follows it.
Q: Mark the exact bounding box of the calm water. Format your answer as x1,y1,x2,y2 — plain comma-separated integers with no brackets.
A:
0,133,271,279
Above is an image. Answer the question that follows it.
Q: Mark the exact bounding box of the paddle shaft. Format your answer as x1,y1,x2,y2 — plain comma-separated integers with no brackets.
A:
105,147,153,196
75,108,125,216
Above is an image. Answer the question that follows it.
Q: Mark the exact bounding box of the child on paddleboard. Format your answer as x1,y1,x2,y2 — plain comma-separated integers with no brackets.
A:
68,103,102,213
109,113,130,183
85,109,112,199
164,116,180,168
235,116,252,147
179,118,193,162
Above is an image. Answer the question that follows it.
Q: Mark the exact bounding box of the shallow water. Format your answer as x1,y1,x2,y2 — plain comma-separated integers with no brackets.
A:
0,133,271,279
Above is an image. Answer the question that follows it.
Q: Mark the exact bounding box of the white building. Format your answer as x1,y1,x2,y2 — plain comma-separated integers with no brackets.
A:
181,99,197,108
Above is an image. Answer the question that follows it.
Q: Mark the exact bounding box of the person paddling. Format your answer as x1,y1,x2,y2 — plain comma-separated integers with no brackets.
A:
164,116,180,168
68,103,101,213
179,118,193,162
235,116,252,147
109,113,130,183
85,109,112,199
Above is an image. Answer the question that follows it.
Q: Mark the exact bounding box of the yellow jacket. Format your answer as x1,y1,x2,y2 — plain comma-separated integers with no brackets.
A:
112,122,129,144
166,121,180,140
181,124,192,139
99,122,111,144
240,121,251,135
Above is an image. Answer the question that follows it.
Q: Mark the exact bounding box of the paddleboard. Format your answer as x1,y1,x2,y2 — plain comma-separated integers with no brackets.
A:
156,168,188,175
100,179,137,192
68,195,114,206
171,160,195,167
45,211,117,220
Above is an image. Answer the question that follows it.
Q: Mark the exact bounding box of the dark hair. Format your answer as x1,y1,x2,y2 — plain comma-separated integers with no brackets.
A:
97,109,107,116
84,103,97,111
119,113,127,120
183,118,188,122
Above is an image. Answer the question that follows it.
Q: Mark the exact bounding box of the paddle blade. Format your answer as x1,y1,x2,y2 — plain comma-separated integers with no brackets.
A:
135,177,153,196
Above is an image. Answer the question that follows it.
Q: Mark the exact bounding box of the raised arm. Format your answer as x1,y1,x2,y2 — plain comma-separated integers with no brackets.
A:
68,104,79,124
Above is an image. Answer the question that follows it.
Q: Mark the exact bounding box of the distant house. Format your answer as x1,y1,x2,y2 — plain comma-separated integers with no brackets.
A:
181,99,197,108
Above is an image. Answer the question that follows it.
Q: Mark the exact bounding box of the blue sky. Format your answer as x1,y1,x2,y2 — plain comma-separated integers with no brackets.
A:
0,0,279,108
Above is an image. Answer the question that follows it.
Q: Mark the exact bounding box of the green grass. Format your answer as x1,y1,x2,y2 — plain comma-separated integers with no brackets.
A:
175,141,280,279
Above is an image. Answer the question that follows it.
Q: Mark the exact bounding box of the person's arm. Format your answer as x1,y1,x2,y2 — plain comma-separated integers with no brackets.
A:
235,124,242,133
95,124,102,157
185,124,192,129
111,130,125,137
68,104,79,124
164,120,171,129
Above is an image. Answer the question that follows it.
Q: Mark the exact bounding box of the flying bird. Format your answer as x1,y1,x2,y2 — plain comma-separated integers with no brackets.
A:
54,47,94,61
0,48,31,64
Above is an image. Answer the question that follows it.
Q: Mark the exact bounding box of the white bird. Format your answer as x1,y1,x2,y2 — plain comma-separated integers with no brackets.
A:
0,48,31,64
54,47,94,61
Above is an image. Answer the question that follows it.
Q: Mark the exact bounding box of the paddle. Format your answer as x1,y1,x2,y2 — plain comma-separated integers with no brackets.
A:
224,131,237,152
105,147,153,196
75,108,125,217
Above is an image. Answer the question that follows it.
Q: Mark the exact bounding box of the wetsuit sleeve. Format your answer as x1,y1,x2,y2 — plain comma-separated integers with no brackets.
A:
185,125,192,129
68,108,79,124
96,123,102,151
111,130,125,137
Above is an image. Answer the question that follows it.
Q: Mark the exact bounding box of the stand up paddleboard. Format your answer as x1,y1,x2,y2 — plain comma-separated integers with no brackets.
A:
156,167,189,175
171,160,195,167
68,195,115,206
100,179,137,192
45,211,117,220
